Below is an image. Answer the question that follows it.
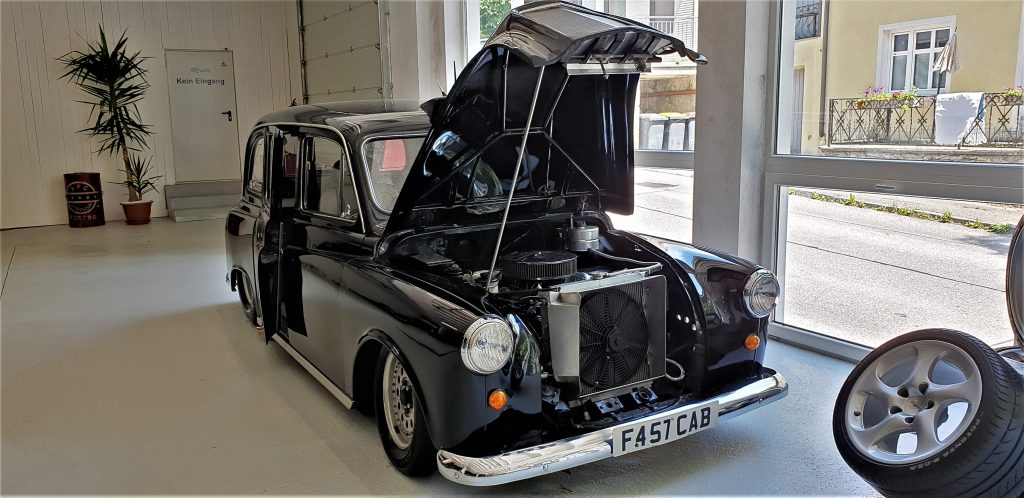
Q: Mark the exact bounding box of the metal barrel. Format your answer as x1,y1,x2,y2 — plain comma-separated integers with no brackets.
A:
63,172,105,228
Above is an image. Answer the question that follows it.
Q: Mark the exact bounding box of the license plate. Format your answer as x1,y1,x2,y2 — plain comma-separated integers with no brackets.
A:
610,401,719,456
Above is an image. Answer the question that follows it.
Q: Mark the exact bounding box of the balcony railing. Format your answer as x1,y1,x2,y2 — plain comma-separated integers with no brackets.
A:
794,0,821,40
828,93,1024,148
635,16,698,51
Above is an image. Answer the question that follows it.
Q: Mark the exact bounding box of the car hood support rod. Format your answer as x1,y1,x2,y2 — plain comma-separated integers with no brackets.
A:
484,65,546,292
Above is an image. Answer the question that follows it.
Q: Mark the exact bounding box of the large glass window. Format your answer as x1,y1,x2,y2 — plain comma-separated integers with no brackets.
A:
770,0,1024,353
471,0,700,152
607,167,693,243
777,188,1022,348
467,0,698,244
776,2,1023,160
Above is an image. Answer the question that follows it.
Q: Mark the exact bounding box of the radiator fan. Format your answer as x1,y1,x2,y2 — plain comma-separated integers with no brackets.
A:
579,289,649,392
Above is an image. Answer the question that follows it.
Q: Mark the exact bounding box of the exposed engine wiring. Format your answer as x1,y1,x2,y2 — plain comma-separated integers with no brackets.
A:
665,358,686,381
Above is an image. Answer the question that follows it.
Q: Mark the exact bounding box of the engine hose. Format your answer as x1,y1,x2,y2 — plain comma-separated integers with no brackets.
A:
589,248,658,266
665,358,686,381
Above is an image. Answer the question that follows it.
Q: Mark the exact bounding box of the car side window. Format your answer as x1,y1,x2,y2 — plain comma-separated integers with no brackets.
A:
362,136,424,213
247,134,266,194
303,136,358,223
275,131,300,208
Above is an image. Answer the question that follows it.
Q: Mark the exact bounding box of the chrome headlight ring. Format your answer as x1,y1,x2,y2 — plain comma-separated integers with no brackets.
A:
460,315,515,375
743,268,780,318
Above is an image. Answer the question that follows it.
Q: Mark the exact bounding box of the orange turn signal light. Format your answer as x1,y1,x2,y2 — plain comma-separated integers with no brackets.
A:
488,389,508,410
745,334,761,351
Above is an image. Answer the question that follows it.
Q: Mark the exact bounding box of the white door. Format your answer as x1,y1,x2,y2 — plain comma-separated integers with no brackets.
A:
165,49,241,182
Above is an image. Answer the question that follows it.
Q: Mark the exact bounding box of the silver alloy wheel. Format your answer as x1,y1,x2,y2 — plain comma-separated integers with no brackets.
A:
845,340,983,464
382,352,416,450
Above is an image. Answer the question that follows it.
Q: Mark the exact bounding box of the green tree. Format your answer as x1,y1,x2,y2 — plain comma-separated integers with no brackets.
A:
480,0,511,42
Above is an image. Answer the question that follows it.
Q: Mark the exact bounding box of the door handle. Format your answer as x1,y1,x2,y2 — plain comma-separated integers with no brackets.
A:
221,110,233,122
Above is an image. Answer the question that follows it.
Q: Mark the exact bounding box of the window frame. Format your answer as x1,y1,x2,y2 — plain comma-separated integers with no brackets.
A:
875,16,956,96
766,4,1021,361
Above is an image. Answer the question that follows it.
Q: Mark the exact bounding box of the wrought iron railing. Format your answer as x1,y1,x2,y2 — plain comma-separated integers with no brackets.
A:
795,0,821,40
961,93,1024,147
828,94,1024,148
636,16,698,51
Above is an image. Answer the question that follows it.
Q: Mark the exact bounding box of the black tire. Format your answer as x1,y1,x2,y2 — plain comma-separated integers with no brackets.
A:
833,329,1024,497
236,272,258,326
373,348,436,476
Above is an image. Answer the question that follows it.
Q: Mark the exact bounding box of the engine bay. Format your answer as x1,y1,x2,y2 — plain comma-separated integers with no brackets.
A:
387,214,695,439
389,215,663,294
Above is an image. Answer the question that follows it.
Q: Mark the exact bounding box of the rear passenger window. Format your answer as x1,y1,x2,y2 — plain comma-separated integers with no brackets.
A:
276,131,300,208
303,136,357,222
247,136,265,193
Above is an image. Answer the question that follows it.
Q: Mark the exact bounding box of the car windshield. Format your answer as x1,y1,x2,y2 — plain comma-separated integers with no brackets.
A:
362,136,425,213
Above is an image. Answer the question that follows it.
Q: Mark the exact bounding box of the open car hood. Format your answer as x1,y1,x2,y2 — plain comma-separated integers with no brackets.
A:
380,1,703,239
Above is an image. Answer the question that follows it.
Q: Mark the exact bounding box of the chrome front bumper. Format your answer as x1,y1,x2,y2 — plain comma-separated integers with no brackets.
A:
437,370,788,486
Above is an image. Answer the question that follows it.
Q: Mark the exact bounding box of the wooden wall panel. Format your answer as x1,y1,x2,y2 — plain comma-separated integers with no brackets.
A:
1,0,300,228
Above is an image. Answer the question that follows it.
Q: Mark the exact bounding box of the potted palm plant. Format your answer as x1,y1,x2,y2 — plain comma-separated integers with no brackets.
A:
58,27,158,224
114,155,161,224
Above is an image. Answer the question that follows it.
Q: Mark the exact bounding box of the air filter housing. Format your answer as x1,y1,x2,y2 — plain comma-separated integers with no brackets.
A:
500,250,578,284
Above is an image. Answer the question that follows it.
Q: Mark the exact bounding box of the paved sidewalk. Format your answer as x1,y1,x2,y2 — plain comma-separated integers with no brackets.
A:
794,188,1022,228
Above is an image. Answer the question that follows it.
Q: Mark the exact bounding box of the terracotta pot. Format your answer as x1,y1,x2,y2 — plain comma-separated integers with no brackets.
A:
121,200,153,225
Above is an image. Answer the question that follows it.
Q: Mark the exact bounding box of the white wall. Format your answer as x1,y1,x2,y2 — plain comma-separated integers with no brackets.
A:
387,0,466,103
1,0,301,229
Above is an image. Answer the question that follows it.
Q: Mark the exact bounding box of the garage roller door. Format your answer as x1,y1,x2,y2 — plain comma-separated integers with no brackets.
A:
299,0,390,103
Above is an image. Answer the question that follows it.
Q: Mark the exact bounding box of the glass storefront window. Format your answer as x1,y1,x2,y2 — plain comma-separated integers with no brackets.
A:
607,167,693,243
778,187,1022,348
473,0,701,151
776,0,1024,163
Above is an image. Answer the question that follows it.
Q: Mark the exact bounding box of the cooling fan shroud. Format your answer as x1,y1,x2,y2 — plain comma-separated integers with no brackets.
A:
578,289,650,391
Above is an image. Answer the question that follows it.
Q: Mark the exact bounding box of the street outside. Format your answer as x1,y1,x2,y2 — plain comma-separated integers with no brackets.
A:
610,168,1023,348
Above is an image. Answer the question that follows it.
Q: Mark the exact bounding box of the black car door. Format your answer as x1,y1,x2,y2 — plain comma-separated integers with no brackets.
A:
255,126,300,341
280,127,372,389
226,130,267,316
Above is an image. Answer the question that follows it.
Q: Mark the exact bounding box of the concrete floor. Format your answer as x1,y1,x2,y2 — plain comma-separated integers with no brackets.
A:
1,219,876,495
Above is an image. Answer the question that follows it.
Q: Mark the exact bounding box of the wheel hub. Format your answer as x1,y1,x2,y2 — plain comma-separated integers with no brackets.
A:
902,394,929,415
382,353,416,450
844,340,983,465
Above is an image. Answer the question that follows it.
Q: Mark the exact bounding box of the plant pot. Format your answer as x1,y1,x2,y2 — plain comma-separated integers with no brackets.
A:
121,200,153,225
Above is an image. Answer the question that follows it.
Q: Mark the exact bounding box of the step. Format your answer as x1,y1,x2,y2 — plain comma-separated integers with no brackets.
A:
168,206,233,222
166,193,239,210
164,180,242,199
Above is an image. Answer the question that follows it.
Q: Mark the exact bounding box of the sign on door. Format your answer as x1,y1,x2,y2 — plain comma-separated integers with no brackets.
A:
165,49,241,183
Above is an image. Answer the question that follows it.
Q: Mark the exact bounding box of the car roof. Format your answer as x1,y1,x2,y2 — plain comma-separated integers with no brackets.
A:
254,101,430,142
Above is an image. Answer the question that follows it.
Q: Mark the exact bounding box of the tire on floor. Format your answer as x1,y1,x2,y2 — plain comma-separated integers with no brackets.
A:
833,328,1024,497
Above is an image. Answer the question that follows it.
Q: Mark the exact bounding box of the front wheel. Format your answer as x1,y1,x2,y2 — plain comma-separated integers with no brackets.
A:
236,272,258,326
374,348,436,476
833,329,1024,497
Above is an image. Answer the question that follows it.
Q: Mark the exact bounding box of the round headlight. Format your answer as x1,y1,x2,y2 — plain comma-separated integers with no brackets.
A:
461,316,515,374
743,269,780,318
